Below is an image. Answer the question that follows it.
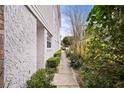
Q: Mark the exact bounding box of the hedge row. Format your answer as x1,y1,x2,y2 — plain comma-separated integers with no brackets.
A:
26,50,61,88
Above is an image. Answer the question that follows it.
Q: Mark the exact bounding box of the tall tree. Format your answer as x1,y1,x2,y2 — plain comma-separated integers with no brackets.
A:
62,36,73,47
64,6,85,55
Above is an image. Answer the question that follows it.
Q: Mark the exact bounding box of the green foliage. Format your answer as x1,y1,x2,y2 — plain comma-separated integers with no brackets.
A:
46,68,56,81
61,42,64,48
70,53,82,69
26,69,56,88
47,57,60,68
80,63,124,88
66,50,72,58
80,5,124,87
54,50,61,58
26,50,61,88
66,49,82,69
62,36,73,47
47,50,61,68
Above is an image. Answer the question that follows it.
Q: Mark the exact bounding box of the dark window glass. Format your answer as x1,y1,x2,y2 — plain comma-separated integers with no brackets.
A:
47,32,52,48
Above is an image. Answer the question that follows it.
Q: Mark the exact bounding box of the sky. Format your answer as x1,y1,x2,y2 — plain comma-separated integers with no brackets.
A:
60,5,93,40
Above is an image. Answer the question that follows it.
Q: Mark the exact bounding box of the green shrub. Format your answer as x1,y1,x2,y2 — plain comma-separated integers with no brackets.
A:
46,68,56,81
26,69,56,88
46,68,56,74
70,53,82,69
80,62,124,88
66,50,72,58
54,50,61,57
80,5,124,88
47,57,60,68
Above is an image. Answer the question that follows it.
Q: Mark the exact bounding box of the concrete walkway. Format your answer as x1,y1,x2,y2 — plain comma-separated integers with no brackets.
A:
52,50,79,88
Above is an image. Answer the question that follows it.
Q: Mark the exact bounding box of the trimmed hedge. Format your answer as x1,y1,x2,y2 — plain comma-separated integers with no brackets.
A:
47,57,60,68
26,69,56,88
26,50,61,88
46,68,56,81
54,50,61,57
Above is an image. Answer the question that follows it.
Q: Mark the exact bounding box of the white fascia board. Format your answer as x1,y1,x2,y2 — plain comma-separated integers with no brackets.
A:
27,5,50,33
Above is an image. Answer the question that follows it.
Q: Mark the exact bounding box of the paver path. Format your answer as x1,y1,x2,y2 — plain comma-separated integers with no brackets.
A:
52,50,79,88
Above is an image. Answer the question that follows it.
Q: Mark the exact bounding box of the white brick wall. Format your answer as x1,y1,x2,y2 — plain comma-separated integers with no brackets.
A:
4,6,37,88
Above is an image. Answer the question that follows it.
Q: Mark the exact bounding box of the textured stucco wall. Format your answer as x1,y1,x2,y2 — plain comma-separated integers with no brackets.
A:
35,6,61,67
3,5,61,87
4,6,37,88
52,6,61,53
37,21,46,69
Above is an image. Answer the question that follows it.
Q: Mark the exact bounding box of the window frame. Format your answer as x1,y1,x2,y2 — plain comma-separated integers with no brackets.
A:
47,32,52,48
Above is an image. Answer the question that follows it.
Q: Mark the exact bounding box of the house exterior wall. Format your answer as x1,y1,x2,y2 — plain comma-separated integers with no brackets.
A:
3,5,61,87
44,6,61,65
52,6,61,52
0,6,4,88
4,6,37,88
37,22,46,69
28,5,61,67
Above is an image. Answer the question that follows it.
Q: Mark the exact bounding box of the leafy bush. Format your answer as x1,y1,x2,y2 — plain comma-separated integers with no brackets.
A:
46,68,56,74
47,57,60,68
80,62,124,88
26,69,56,88
54,50,61,58
62,36,73,47
66,50,72,58
46,68,56,81
78,5,124,88
26,51,61,88
70,53,82,69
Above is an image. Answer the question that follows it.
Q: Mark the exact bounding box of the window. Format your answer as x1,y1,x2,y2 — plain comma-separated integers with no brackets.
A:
47,32,52,48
